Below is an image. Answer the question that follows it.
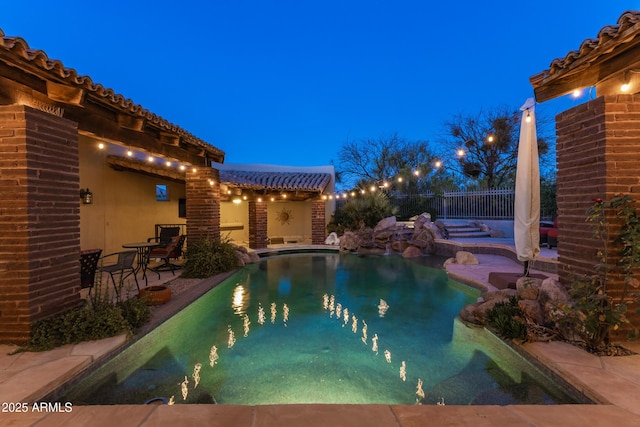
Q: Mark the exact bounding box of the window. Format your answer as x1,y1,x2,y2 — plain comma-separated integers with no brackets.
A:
156,184,169,201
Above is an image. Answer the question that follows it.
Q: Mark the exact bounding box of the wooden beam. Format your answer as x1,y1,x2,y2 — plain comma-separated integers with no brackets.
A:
117,112,145,131
46,81,84,104
106,155,186,183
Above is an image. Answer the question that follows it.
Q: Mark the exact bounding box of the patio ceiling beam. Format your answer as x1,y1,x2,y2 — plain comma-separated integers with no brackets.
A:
106,155,186,183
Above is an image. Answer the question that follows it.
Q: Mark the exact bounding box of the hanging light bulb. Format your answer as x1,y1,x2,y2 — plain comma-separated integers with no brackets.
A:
572,89,582,98
165,160,172,167
434,160,442,169
525,111,532,123
456,148,465,157
98,142,105,150
127,149,134,157
397,176,403,183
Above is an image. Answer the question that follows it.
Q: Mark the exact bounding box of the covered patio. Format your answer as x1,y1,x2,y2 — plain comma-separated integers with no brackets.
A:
0,29,334,344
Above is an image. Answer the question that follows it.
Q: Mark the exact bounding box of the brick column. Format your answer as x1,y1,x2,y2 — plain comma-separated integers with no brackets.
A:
311,199,326,245
556,94,640,334
248,200,268,249
185,167,220,244
0,105,80,344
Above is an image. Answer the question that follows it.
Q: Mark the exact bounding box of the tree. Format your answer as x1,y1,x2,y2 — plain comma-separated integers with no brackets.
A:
334,132,453,192
438,106,550,189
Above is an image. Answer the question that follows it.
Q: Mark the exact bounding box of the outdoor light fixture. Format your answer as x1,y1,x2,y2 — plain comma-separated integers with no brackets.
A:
621,71,632,92
434,160,442,168
456,148,466,157
525,111,532,123
80,188,93,205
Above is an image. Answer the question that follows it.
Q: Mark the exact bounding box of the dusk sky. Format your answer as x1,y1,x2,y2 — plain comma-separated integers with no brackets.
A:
2,2,637,168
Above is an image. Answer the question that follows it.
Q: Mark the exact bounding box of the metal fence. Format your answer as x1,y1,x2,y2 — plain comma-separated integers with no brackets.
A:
391,188,516,220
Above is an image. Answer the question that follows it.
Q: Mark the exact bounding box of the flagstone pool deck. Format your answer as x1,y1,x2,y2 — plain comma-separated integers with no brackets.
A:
2,240,640,426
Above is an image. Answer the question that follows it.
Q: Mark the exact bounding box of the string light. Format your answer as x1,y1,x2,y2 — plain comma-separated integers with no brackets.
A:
572,89,583,98
165,160,172,167
98,142,105,150
525,111,532,123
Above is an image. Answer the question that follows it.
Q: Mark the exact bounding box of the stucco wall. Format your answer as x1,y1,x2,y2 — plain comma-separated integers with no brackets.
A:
79,136,186,255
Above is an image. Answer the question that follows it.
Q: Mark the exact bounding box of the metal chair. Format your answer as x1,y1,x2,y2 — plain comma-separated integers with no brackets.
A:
80,249,102,295
149,235,186,275
100,250,139,298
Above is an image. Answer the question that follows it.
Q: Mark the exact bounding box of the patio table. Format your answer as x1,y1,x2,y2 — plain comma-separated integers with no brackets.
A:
122,241,161,286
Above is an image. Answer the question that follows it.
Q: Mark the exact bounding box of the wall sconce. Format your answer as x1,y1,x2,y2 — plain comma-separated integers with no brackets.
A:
80,188,93,205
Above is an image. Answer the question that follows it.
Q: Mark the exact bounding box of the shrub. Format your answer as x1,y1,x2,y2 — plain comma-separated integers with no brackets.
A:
559,194,640,352
181,237,239,278
327,192,398,233
485,296,528,340
26,297,149,352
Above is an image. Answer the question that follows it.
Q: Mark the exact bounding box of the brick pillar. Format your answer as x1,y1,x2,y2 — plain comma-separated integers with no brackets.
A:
0,105,80,344
185,167,220,243
311,199,326,245
248,200,268,249
556,94,640,334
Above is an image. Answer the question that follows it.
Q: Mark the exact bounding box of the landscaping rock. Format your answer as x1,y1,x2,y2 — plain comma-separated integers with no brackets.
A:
402,245,423,258
459,302,483,324
455,251,478,265
519,299,543,325
538,278,571,306
374,216,396,233
481,288,518,303
339,231,361,252
516,276,542,300
391,240,409,252
413,213,432,230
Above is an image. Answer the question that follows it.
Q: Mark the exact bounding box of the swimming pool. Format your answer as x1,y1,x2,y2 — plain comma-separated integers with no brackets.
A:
62,253,580,405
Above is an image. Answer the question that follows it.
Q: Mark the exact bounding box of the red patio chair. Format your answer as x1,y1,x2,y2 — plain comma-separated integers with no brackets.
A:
149,235,186,276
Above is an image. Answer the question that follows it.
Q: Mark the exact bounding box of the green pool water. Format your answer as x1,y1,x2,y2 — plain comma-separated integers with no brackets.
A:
62,253,581,405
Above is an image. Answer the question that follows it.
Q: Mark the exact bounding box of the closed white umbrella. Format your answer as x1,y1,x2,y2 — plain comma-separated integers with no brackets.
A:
514,98,540,275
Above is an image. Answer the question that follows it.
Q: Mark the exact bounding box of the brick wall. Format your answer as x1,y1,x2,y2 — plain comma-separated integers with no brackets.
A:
556,94,640,336
185,167,221,244
248,200,268,249
311,199,326,244
0,105,80,344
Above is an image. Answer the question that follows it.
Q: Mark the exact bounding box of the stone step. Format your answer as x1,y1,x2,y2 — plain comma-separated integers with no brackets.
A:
447,231,491,238
445,226,483,233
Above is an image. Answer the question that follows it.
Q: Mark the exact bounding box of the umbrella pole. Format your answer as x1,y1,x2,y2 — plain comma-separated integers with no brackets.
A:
523,261,530,277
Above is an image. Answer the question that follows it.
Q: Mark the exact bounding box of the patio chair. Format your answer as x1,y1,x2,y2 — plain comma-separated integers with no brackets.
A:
149,234,186,275
148,226,181,245
80,249,102,295
100,250,139,298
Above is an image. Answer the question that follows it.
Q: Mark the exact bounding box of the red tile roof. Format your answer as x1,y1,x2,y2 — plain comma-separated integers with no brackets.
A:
0,28,224,161
530,10,640,102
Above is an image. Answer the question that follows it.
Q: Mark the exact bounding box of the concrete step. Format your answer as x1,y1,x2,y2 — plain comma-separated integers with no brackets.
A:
447,231,491,238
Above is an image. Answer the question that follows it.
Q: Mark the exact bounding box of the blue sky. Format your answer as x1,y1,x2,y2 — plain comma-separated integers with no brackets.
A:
2,2,637,167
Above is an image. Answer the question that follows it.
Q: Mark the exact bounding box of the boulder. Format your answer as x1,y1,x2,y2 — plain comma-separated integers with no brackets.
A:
402,245,423,258
538,278,571,306
413,213,432,230
247,251,261,264
518,299,543,324
375,230,395,240
481,288,518,303
516,276,542,300
339,231,361,252
324,232,340,245
423,221,445,239
374,216,396,233
459,302,483,325
391,240,409,252
455,251,478,265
